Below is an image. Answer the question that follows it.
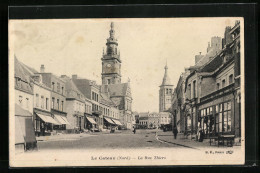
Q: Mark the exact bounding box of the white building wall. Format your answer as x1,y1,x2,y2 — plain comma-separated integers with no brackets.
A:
33,84,51,112
15,89,33,114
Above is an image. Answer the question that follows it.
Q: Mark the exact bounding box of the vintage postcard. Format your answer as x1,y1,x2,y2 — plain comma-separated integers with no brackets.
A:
9,17,244,167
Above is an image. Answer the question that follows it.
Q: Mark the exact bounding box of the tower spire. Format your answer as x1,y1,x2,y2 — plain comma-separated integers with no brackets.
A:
109,22,115,39
102,22,121,85
161,62,172,86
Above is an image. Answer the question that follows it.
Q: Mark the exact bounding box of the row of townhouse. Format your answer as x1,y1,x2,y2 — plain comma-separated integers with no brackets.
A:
14,57,125,151
171,21,241,142
135,112,171,129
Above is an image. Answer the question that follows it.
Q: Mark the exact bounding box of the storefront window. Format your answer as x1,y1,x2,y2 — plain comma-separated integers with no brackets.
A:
223,102,232,132
192,108,196,132
216,102,232,133
35,118,40,131
215,113,219,133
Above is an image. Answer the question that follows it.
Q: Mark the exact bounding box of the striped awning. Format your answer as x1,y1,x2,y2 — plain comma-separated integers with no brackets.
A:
104,117,115,125
61,116,70,125
54,114,70,125
36,113,61,125
112,119,123,126
86,117,97,124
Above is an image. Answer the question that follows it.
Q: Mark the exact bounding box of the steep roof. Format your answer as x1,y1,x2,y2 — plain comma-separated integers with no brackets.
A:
108,83,129,97
63,77,85,102
19,61,39,76
14,56,29,82
72,78,91,98
14,56,33,94
161,64,173,86
100,92,116,107
195,47,220,68
199,53,223,73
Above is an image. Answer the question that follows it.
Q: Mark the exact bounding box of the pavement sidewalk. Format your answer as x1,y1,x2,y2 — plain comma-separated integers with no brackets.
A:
156,131,240,149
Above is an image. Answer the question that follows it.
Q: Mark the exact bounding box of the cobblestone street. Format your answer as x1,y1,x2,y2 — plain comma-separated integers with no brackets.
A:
36,129,182,150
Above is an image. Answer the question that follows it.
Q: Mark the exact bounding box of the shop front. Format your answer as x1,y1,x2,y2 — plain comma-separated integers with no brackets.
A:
111,118,123,130
92,110,103,131
104,117,116,131
184,103,197,138
85,114,97,132
75,114,84,132
51,109,68,132
34,109,61,136
53,114,70,133
198,84,237,139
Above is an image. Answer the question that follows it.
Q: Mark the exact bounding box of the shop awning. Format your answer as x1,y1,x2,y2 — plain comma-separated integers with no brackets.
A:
54,114,70,125
112,119,123,126
86,117,97,124
104,117,115,125
61,116,70,125
36,113,61,125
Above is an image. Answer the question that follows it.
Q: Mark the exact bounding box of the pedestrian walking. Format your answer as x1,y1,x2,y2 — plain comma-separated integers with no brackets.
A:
173,126,178,139
41,122,45,136
197,127,204,142
133,127,136,134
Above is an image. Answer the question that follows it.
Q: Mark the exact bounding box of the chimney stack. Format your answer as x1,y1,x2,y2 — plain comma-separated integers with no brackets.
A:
40,65,45,73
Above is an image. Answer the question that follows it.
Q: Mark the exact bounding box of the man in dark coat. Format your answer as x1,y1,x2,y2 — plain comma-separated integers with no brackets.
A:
173,126,178,139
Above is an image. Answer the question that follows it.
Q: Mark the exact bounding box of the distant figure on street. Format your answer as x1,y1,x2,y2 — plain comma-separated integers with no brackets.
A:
197,127,204,142
41,122,45,136
173,126,178,139
133,127,136,134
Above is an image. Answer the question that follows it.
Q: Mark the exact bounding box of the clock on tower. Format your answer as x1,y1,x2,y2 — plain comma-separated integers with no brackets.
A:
101,22,121,85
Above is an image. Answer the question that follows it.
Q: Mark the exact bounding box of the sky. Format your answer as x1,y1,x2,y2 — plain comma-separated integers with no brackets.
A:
9,18,240,112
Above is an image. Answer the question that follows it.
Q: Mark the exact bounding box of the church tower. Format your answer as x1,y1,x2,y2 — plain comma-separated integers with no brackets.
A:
101,22,121,85
159,62,173,112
